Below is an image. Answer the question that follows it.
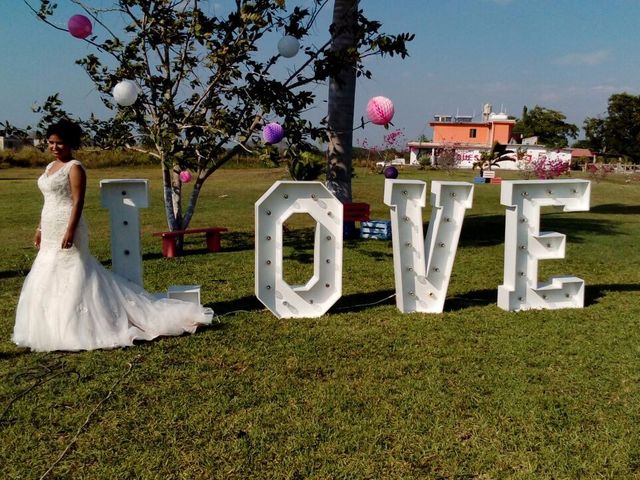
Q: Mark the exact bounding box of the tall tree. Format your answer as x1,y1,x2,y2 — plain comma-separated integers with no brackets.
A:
513,105,578,148
326,0,358,204
580,116,605,152
28,0,412,238
599,93,640,162
326,2,412,203
580,94,640,161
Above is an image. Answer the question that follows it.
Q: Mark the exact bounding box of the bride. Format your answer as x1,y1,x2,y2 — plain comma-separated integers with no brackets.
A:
13,120,213,352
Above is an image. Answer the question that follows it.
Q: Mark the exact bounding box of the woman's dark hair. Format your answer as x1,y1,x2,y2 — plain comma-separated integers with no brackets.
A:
46,119,83,150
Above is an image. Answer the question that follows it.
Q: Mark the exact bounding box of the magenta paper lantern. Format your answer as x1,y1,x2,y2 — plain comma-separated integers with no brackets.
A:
179,170,192,183
68,15,92,39
367,96,395,126
383,165,399,179
262,122,285,144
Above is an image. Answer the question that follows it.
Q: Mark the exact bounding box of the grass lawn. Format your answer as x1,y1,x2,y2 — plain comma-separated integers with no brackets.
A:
1,165,639,479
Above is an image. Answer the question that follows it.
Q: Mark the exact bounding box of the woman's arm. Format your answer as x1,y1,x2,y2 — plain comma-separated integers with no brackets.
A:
61,164,87,249
33,226,41,249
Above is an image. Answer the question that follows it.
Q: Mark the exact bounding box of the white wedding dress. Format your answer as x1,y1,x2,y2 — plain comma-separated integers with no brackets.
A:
13,160,213,352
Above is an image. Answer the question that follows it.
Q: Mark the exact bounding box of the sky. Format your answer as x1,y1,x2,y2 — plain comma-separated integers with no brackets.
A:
2,0,640,148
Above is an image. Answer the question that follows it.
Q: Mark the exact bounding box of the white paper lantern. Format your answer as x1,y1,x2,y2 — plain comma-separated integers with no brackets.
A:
112,80,139,106
277,35,300,58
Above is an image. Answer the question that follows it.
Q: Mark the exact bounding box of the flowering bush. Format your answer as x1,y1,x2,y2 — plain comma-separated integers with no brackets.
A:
383,129,405,148
532,156,570,179
357,129,406,172
586,163,614,183
435,142,461,174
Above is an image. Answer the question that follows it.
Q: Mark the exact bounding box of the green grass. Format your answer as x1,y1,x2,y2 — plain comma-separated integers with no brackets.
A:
1,165,640,478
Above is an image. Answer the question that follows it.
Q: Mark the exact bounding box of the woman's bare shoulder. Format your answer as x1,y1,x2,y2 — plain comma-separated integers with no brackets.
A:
68,159,86,170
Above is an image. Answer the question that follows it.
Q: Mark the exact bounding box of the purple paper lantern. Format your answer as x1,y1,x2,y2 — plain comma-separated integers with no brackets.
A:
383,165,399,179
179,170,192,183
262,122,285,144
367,96,395,126
68,15,92,39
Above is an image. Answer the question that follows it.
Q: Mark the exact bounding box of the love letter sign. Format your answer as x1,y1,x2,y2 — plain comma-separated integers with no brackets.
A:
254,179,591,318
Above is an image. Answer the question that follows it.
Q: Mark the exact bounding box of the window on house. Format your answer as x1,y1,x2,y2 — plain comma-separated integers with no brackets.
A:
469,128,477,138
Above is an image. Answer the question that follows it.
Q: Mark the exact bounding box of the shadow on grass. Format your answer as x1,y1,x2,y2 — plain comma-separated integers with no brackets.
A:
445,289,497,311
344,213,621,255
0,348,33,361
590,203,640,215
139,230,255,258
219,231,255,252
211,295,265,316
0,269,28,280
541,215,620,242
140,252,165,261
332,289,397,313
442,283,640,311
459,214,620,248
459,215,506,247
586,283,640,306
353,248,394,262
211,290,399,316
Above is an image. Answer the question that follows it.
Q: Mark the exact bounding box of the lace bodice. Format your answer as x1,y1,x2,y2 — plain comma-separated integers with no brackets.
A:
37,160,89,252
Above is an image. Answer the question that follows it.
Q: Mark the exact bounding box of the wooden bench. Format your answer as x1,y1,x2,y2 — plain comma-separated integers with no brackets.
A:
343,202,371,223
343,202,370,239
153,227,228,258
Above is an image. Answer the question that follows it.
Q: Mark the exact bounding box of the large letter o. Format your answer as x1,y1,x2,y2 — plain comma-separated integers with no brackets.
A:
255,181,343,318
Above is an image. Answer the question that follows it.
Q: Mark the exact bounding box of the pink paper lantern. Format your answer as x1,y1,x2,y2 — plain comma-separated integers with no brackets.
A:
367,96,395,126
179,170,192,183
68,15,92,39
262,122,285,144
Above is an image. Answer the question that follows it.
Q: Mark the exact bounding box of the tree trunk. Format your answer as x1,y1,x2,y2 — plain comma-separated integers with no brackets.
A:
161,158,186,251
161,160,178,229
326,0,358,204
183,178,203,228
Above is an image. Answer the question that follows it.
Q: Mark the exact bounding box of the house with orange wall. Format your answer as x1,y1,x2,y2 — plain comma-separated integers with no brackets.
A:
406,104,579,170
408,105,517,168
431,117,514,145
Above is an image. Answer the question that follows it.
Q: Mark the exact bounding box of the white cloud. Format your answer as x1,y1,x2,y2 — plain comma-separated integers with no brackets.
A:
554,49,611,66
537,84,634,104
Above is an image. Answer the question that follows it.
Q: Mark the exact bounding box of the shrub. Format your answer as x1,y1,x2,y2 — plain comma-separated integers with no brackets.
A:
586,163,614,183
532,156,570,179
288,151,325,181
0,147,156,169
434,143,459,174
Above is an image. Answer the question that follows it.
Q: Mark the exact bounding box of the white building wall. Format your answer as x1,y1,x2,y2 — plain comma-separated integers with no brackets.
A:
407,144,572,170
